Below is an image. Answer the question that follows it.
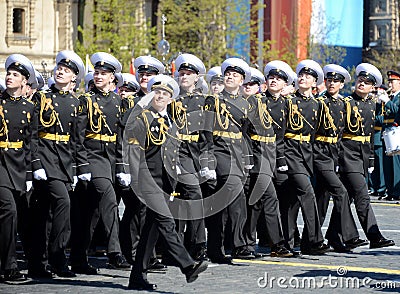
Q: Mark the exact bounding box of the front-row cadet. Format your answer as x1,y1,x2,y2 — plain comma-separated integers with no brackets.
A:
124,75,208,290
0,54,37,282
313,64,360,253
339,63,395,249
243,68,293,258
70,52,130,275
28,50,85,278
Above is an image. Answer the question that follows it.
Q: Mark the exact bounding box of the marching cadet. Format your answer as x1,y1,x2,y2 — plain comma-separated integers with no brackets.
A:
0,54,37,282
134,56,165,98
125,75,208,290
262,60,294,249
28,51,86,278
242,67,265,98
70,52,130,274
170,53,209,261
377,70,400,200
243,66,292,258
313,64,360,252
205,66,224,94
284,60,329,255
204,57,254,263
339,63,395,249
120,57,167,271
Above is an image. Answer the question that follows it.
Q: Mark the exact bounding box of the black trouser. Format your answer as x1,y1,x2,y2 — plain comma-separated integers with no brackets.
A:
244,173,284,252
175,175,206,256
70,178,121,266
340,172,383,241
0,187,30,271
129,173,194,282
116,185,146,264
30,179,71,271
315,169,359,244
207,174,247,258
286,173,324,250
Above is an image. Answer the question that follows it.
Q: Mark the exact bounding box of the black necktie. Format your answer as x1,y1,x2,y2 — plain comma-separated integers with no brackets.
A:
161,114,171,127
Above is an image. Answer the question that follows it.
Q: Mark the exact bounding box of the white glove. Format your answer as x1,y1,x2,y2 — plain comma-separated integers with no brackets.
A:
377,92,390,104
116,173,131,186
137,91,155,108
33,169,47,180
78,173,92,181
26,181,33,192
207,169,217,180
368,167,374,174
244,164,254,170
176,165,182,175
72,176,78,189
277,165,288,172
200,167,210,178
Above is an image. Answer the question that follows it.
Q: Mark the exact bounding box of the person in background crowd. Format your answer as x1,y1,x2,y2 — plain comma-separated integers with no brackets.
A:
205,66,224,95
242,67,265,98
376,70,400,200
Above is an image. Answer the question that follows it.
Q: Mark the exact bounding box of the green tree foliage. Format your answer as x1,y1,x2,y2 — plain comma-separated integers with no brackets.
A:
364,49,400,83
158,0,251,68
75,0,156,71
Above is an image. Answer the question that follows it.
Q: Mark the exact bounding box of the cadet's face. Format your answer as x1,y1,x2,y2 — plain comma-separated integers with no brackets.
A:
355,76,374,95
55,64,76,85
388,78,400,92
297,73,317,90
325,78,344,95
210,80,224,94
242,82,259,96
5,69,26,90
179,69,199,88
93,69,114,89
151,89,173,112
139,72,156,90
224,70,244,89
267,75,286,92
119,86,136,99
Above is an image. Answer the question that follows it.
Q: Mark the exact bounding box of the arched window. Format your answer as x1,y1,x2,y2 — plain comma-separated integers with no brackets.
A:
13,8,25,34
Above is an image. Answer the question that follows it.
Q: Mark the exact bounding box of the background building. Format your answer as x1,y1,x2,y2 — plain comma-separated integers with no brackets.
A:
0,0,400,80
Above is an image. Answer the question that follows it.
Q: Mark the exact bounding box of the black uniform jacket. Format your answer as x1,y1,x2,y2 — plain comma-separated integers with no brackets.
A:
170,89,211,174
32,85,85,182
264,90,287,169
246,93,276,177
313,93,345,172
77,87,124,181
204,90,253,177
284,91,321,176
124,106,179,200
0,92,37,191
339,92,375,175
